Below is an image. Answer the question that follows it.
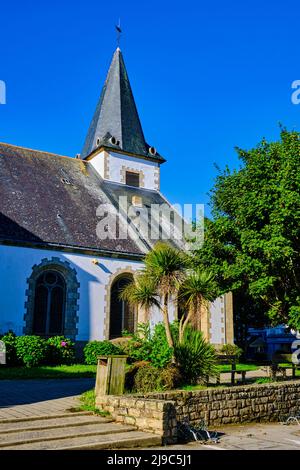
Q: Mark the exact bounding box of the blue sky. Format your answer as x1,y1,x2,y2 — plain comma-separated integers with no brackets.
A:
1,0,300,217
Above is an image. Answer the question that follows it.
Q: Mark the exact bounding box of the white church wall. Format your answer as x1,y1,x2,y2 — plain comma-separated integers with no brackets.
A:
148,296,176,330
89,150,105,178
0,245,144,341
90,150,160,190
0,244,230,346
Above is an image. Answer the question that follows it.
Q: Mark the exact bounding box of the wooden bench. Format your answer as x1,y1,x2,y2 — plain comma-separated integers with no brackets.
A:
216,355,247,385
266,361,300,381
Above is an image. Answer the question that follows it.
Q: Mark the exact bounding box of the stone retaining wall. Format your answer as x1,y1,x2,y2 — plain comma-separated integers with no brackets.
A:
96,381,300,444
96,395,177,443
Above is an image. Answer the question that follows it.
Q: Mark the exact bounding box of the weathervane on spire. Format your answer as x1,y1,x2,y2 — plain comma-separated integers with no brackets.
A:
115,19,122,48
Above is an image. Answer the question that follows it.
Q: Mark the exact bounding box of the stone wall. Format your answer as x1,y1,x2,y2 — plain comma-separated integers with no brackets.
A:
96,395,177,444
96,381,300,444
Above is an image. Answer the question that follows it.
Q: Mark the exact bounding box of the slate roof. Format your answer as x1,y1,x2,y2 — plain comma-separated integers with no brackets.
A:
0,143,182,257
0,142,145,257
81,48,165,162
102,180,185,250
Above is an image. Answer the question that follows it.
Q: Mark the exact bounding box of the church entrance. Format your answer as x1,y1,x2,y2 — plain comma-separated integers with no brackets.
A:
109,275,135,339
32,270,66,337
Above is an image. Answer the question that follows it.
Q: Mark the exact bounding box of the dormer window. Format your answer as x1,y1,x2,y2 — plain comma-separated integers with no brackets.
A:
125,171,140,187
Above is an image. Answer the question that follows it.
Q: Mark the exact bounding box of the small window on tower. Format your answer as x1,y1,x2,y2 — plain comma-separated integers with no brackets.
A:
125,171,140,187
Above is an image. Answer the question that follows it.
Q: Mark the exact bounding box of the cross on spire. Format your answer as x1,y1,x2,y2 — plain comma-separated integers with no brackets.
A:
115,20,122,48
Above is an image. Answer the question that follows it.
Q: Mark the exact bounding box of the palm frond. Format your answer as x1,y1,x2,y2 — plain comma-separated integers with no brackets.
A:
144,242,187,294
174,326,218,384
178,269,218,310
119,275,161,310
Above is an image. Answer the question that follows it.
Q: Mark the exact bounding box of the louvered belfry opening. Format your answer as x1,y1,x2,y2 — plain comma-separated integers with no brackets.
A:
32,270,66,337
125,171,140,187
109,274,135,339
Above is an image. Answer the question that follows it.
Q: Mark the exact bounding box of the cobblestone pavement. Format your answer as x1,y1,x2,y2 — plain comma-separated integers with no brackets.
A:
0,378,94,419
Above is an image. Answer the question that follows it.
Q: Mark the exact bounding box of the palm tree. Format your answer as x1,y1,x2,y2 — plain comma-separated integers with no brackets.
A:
120,274,160,324
178,269,218,343
143,242,186,348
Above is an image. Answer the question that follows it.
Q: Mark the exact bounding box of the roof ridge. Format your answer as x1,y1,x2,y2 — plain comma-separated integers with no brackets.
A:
102,179,159,194
0,141,81,161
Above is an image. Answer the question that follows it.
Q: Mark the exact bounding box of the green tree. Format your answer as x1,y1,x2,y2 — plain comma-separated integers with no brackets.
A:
194,129,300,329
142,242,186,348
120,243,218,350
178,269,218,342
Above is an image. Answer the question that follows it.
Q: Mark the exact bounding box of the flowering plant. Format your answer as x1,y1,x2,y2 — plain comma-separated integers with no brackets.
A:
47,336,75,365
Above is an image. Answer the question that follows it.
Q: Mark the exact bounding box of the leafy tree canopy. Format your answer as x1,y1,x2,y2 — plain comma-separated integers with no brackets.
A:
194,129,300,329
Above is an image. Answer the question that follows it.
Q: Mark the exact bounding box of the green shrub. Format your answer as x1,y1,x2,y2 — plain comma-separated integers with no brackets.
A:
121,323,153,363
0,331,20,366
160,364,182,390
46,336,75,365
15,336,48,368
122,322,176,368
149,323,176,368
133,364,163,393
125,360,150,391
83,340,122,365
174,327,218,385
128,362,182,393
219,343,243,361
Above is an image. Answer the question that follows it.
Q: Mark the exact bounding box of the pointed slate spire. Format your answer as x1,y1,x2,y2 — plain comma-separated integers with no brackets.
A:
81,48,165,162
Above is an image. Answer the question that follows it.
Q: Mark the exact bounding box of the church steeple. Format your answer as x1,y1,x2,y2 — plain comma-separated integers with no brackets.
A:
81,48,165,162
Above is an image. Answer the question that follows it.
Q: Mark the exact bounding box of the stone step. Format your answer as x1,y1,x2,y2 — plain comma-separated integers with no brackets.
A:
1,430,162,450
0,414,113,434
0,410,93,424
0,421,136,448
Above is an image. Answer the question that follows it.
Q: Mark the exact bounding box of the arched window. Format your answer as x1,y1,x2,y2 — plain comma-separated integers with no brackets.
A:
32,271,66,337
109,275,135,339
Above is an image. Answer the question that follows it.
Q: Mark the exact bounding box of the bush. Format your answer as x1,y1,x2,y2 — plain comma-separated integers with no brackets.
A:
133,364,163,393
46,336,75,365
160,364,182,390
174,327,218,385
128,362,182,393
122,322,175,368
125,360,150,391
15,336,48,368
83,340,122,365
149,323,176,368
219,343,243,361
0,330,20,366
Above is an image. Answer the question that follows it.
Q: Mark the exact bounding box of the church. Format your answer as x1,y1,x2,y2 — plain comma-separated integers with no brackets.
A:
0,47,233,350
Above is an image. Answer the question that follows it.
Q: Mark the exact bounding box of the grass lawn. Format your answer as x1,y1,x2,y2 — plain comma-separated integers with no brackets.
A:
0,364,97,380
217,363,259,373
180,384,210,391
0,363,260,380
